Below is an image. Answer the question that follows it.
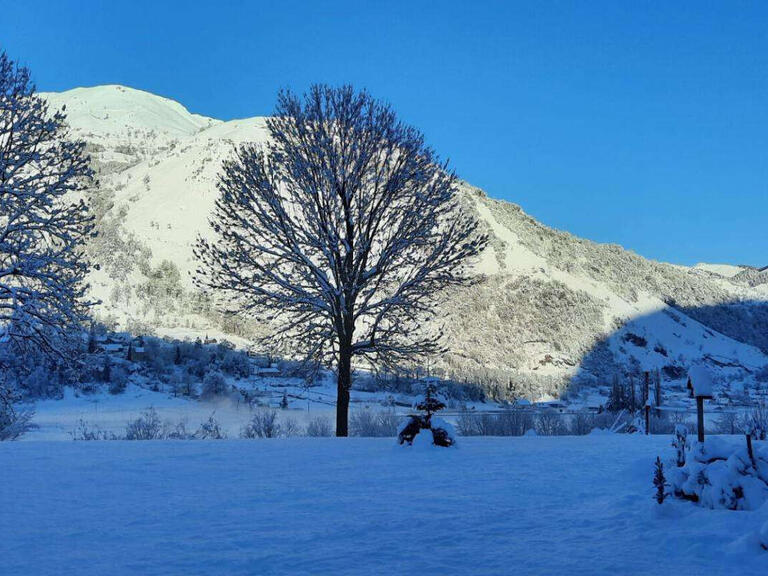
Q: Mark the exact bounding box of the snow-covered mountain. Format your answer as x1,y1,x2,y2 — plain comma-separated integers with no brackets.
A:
42,85,768,399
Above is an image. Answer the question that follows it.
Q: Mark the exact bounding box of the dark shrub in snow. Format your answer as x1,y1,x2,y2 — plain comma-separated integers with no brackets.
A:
397,416,421,444
662,365,687,380
623,332,647,348
429,417,456,447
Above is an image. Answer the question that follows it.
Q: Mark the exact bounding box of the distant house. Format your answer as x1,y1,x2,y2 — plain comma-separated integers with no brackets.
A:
124,338,147,362
132,344,146,361
539,400,568,413
255,364,280,376
585,396,605,413
248,351,272,368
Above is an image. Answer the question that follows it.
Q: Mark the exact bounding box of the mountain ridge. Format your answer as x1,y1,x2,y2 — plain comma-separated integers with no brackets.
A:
41,85,768,400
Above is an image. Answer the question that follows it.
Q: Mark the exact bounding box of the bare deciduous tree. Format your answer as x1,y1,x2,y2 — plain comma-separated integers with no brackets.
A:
195,85,486,435
0,52,95,366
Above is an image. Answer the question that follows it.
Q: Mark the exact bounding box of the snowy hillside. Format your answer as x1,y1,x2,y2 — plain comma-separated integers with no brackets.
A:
41,86,768,400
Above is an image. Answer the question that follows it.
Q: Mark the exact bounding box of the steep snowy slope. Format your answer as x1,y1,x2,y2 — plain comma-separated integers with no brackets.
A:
41,86,768,399
43,85,218,138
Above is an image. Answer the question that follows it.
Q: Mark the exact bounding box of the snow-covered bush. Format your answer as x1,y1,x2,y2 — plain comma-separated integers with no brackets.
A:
201,370,228,398
429,416,457,447
171,370,197,397
570,412,597,436
716,411,742,435
456,409,481,436
743,404,768,441
667,437,768,510
457,408,534,436
108,366,129,395
281,417,301,438
70,419,116,441
20,365,65,399
673,424,688,467
140,338,173,374
124,408,165,440
398,383,456,446
649,412,689,435
350,408,399,437
306,416,334,437
0,386,35,441
219,350,250,379
196,413,226,440
241,409,281,438
535,412,568,436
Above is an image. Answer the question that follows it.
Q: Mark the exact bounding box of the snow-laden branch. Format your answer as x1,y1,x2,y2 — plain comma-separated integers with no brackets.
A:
0,52,95,367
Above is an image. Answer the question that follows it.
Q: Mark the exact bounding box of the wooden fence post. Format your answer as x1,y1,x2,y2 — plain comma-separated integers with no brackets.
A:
696,396,705,442
645,403,650,435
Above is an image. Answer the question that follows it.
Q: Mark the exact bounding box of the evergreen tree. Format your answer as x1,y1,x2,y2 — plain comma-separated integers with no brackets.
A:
416,383,446,423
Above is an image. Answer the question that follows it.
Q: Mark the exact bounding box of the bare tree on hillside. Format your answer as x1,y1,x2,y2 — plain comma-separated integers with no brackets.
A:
0,52,95,366
195,85,486,435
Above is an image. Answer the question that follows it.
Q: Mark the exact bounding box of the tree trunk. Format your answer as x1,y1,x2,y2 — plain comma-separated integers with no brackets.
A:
336,345,352,437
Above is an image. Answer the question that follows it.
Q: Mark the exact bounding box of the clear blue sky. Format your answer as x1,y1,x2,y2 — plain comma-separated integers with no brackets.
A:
2,1,766,266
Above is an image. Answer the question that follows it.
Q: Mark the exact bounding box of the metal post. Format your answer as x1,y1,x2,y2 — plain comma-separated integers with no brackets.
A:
696,396,705,442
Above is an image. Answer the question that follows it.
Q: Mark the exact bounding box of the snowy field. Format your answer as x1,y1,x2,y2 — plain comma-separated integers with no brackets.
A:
2,435,766,575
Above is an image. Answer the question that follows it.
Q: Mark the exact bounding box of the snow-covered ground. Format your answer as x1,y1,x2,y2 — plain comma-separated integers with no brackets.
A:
1,435,766,575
